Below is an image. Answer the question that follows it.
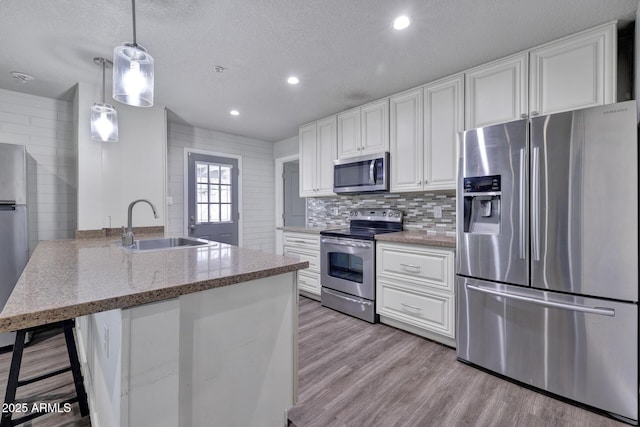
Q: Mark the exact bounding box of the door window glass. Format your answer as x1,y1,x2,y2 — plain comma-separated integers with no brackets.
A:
195,161,233,224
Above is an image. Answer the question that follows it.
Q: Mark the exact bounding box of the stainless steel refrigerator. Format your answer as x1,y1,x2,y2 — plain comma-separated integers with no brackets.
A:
0,143,29,347
456,101,638,423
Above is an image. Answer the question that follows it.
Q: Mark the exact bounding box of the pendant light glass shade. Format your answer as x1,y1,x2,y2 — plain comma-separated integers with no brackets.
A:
90,103,118,142
113,43,154,107
90,58,118,142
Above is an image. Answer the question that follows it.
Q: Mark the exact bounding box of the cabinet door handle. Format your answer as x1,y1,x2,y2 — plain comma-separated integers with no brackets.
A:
531,111,539,116
401,263,421,273
299,280,307,285
417,180,421,185
401,302,422,312
290,239,307,244
521,113,528,119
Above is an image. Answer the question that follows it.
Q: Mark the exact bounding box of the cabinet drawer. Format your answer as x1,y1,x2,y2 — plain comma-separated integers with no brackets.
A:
377,280,454,338
297,271,320,296
376,243,454,292
283,246,320,273
283,232,320,249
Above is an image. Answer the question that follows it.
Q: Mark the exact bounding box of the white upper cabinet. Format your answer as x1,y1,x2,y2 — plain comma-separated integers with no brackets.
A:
316,116,337,194
390,75,463,193
424,74,464,190
466,22,617,130
299,115,337,197
299,123,317,197
465,53,529,130
338,98,389,159
390,88,423,193
529,22,616,117
336,107,360,158
360,99,389,155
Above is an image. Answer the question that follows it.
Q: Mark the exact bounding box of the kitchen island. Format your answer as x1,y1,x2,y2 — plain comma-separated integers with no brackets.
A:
0,236,308,427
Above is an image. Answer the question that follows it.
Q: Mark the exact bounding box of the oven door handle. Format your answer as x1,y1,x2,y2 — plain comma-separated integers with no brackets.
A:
323,288,373,306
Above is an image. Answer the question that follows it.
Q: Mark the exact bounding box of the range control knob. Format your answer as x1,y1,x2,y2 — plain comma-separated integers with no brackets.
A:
382,211,387,216
354,212,358,216
350,212,353,216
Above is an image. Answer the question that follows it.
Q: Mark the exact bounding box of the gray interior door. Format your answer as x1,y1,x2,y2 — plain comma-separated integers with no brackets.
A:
283,160,305,226
187,152,239,245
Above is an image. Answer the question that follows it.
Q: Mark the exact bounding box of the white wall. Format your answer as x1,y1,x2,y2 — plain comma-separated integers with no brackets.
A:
0,88,76,246
75,83,166,230
167,123,275,252
273,135,298,158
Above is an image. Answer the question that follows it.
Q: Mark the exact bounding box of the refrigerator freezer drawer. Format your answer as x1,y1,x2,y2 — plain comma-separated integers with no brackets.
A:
457,276,638,422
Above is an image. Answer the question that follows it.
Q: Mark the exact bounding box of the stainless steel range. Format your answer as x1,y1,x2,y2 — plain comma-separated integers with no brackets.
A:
320,208,403,323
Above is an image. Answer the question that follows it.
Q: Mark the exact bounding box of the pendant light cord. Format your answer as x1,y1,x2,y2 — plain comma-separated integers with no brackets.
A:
101,60,106,103
132,0,137,47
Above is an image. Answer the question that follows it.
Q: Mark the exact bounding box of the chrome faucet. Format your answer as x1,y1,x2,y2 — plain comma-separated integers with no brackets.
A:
121,199,159,246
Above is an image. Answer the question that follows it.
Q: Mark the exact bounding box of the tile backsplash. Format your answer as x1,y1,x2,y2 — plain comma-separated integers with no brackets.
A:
307,191,456,236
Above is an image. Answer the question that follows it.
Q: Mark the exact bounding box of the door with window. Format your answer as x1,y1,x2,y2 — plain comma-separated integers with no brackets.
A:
187,152,239,245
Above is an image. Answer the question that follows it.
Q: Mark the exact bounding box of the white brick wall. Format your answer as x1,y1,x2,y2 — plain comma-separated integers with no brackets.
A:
167,122,276,253
0,88,76,249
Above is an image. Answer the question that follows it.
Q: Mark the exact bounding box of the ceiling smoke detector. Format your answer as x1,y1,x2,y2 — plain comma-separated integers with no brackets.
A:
213,65,225,73
10,71,35,82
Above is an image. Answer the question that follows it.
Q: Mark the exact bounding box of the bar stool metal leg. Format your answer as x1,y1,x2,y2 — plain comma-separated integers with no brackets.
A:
62,320,89,417
1,321,90,426
0,330,27,427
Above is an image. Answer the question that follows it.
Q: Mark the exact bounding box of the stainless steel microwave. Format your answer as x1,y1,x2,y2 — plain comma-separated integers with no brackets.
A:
333,152,389,194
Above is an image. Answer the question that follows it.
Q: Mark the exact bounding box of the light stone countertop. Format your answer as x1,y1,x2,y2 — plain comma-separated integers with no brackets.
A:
375,230,456,248
0,237,308,333
277,226,342,234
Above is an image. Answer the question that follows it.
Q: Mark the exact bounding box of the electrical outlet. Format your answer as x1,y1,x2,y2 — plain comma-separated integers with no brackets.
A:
104,325,109,358
331,207,339,216
433,206,442,219
167,196,174,206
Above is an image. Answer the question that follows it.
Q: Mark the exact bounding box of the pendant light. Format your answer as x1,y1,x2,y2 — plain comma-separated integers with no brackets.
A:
90,58,119,142
113,0,154,107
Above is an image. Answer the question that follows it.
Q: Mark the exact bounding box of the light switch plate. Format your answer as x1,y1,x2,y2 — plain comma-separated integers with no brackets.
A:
433,206,442,219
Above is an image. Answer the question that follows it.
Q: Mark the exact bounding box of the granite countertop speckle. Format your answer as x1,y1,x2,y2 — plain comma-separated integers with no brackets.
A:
375,231,456,248
0,237,308,333
277,226,341,234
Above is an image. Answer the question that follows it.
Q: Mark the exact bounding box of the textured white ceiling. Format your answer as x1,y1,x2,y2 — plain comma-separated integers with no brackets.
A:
0,0,637,142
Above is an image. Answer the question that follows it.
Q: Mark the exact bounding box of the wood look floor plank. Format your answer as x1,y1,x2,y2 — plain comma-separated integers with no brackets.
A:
0,298,629,427
289,296,626,427
0,326,91,427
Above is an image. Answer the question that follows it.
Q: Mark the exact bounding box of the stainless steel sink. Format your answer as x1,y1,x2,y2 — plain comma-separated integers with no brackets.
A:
119,236,218,252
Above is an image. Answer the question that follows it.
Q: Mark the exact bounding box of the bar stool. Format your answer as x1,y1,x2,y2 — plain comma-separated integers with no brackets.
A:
1,319,89,426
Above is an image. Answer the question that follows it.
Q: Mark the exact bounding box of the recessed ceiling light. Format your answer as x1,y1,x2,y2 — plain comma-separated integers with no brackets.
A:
230,110,239,116
393,15,410,30
9,71,35,82
287,76,299,85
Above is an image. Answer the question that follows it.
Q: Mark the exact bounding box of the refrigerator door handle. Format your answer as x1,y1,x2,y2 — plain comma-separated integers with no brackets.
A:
531,146,540,261
467,284,615,317
518,148,526,259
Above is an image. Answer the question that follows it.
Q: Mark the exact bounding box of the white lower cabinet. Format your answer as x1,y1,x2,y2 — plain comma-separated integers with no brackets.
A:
283,231,321,300
376,241,455,347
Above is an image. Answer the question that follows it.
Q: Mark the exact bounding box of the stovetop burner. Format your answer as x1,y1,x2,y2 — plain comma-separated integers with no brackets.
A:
320,208,403,240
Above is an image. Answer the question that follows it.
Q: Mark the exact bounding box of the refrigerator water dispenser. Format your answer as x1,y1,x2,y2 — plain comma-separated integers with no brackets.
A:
462,175,501,235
